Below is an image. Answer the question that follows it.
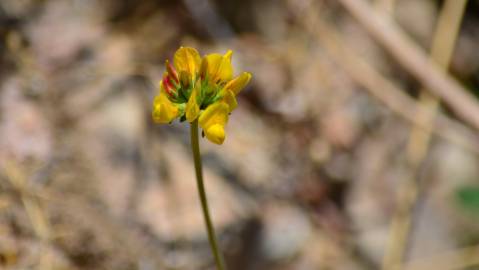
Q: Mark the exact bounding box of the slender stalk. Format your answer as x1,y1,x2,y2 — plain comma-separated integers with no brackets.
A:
190,120,227,270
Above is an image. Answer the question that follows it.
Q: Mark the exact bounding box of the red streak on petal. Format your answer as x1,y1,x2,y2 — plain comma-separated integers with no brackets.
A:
163,76,174,98
166,61,179,83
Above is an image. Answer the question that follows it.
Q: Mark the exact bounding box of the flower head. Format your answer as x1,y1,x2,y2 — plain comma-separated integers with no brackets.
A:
152,47,252,144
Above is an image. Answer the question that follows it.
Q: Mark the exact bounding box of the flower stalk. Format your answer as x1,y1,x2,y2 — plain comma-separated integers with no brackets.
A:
190,119,227,270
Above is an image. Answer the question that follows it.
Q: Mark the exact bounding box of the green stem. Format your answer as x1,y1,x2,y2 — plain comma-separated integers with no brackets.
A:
190,120,227,270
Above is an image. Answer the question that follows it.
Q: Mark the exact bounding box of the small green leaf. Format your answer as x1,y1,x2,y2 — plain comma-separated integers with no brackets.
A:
455,185,479,216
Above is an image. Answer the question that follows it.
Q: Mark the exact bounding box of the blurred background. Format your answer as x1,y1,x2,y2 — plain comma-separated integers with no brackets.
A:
1,0,479,269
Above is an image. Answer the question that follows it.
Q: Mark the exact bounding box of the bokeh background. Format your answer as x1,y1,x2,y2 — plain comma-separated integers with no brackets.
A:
1,0,479,269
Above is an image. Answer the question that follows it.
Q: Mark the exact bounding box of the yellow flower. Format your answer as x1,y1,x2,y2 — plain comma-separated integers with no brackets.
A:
152,83,181,123
199,102,229,145
174,47,201,81
219,72,252,113
152,46,251,144
186,82,201,122
220,89,237,113
223,72,252,95
203,50,233,83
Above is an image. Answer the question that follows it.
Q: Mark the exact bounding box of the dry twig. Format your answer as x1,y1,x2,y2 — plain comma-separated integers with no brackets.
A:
337,0,479,131
382,0,469,269
403,245,479,270
291,0,479,156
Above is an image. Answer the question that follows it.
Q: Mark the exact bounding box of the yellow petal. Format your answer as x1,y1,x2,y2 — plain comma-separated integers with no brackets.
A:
199,57,208,79
173,47,201,80
152,83,180,123
199,102,229,144
224,50,232,61
205,124,225,145
223,72,251,95
204,50,233,82
222,89,237,113
186,83,200,122
199,102,229,128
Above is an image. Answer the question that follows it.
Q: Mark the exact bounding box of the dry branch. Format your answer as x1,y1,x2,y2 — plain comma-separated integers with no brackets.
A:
337,0,479,131
291,1,479,155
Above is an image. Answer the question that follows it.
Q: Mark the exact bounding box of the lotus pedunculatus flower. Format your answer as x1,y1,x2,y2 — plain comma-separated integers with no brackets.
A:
153,47,251,144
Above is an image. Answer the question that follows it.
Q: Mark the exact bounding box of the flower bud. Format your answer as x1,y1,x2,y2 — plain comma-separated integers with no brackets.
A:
165,59,179,84
162,74,176,98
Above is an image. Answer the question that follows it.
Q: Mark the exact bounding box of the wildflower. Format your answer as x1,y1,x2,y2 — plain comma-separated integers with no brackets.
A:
152,47,252,144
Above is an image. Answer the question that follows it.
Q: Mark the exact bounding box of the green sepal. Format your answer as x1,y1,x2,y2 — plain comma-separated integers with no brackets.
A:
177,103,186,116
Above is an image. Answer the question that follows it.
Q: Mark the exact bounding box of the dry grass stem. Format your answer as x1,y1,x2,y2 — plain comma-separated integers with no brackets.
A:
337,0,479,131
403,245,479,270
382,0,468,269
293,1,479,156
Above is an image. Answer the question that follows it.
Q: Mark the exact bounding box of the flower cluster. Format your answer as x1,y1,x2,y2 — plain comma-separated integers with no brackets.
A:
152,47,251,144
